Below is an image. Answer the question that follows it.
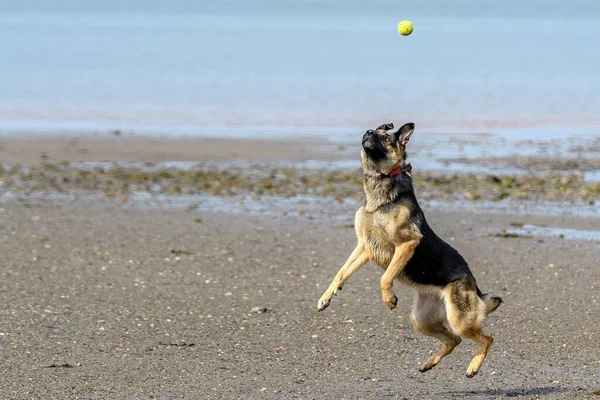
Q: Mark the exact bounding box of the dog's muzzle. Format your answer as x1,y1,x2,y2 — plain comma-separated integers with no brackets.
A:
362,129,376,149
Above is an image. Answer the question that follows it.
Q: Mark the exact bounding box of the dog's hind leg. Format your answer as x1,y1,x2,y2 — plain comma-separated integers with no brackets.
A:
317,243,368,311
444,279,494,378
410,291,462,372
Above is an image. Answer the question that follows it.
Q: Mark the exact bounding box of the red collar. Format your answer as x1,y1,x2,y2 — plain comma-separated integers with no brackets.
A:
377,163,412,179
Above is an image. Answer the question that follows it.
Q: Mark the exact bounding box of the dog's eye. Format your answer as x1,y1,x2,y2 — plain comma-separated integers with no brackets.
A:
384,136,390,142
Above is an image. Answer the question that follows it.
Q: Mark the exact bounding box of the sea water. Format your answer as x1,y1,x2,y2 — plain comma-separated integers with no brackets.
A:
1,0,599,136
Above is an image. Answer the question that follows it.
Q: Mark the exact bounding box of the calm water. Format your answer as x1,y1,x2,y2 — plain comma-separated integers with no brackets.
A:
1,0,600,134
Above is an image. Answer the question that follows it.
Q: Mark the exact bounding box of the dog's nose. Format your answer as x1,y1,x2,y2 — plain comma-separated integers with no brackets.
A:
365,129,374,136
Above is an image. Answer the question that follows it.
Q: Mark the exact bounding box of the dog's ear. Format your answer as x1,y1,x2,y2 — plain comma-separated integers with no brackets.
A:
395,122,415,145
377,122,394,131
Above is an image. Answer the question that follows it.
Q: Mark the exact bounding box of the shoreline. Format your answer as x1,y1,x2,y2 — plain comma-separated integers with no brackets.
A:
0,115,600,138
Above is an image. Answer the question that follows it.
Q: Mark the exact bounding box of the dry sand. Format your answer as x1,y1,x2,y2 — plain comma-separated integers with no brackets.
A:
1,198,599,399
0,136,599,399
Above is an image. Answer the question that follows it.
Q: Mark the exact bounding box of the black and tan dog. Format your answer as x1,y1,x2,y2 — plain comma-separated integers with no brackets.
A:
317,122,502,377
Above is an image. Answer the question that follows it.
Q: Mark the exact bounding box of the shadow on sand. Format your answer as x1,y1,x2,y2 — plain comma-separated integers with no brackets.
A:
447,386,578,398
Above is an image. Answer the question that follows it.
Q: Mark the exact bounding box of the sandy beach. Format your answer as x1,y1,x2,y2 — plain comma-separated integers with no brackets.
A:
1,134,599,399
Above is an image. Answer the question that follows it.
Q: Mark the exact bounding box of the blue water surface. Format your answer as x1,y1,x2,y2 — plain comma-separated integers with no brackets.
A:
1,0,599,133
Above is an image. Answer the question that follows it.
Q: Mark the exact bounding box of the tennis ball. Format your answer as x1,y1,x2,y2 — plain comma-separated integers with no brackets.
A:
397,20,414,36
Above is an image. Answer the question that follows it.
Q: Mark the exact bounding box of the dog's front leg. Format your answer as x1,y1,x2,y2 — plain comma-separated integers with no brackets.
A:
317,243,368,311
380,240,420,309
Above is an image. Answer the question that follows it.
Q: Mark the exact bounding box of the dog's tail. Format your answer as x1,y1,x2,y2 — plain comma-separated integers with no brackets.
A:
477,287,503,314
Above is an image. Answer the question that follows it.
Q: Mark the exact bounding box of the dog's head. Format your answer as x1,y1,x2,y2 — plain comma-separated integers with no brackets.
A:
361,122,414,175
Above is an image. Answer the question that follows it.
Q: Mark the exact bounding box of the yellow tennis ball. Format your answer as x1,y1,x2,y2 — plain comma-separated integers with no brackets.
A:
397,20,414,36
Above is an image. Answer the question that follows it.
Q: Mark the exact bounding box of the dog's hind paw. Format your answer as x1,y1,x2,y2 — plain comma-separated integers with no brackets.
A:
419,364,433,373
466,364,480,378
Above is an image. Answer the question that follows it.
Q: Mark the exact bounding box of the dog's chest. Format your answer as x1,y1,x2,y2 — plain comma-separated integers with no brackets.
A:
372,213,395,237
371,210,418,242
359,207,421,268
362,214,396,267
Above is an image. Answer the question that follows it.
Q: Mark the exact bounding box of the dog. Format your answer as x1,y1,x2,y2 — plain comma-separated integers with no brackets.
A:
317,122,502,377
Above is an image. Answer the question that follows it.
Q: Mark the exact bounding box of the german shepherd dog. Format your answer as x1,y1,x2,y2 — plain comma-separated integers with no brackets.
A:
317,122,502,377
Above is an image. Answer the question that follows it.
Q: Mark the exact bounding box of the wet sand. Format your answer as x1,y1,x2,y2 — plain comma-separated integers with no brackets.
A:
1,134,600,399
1,135,599,207
0,135,346,164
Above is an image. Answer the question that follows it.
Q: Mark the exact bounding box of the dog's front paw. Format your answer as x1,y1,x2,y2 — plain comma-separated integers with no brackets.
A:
382,290,398,310
317,292,333,312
